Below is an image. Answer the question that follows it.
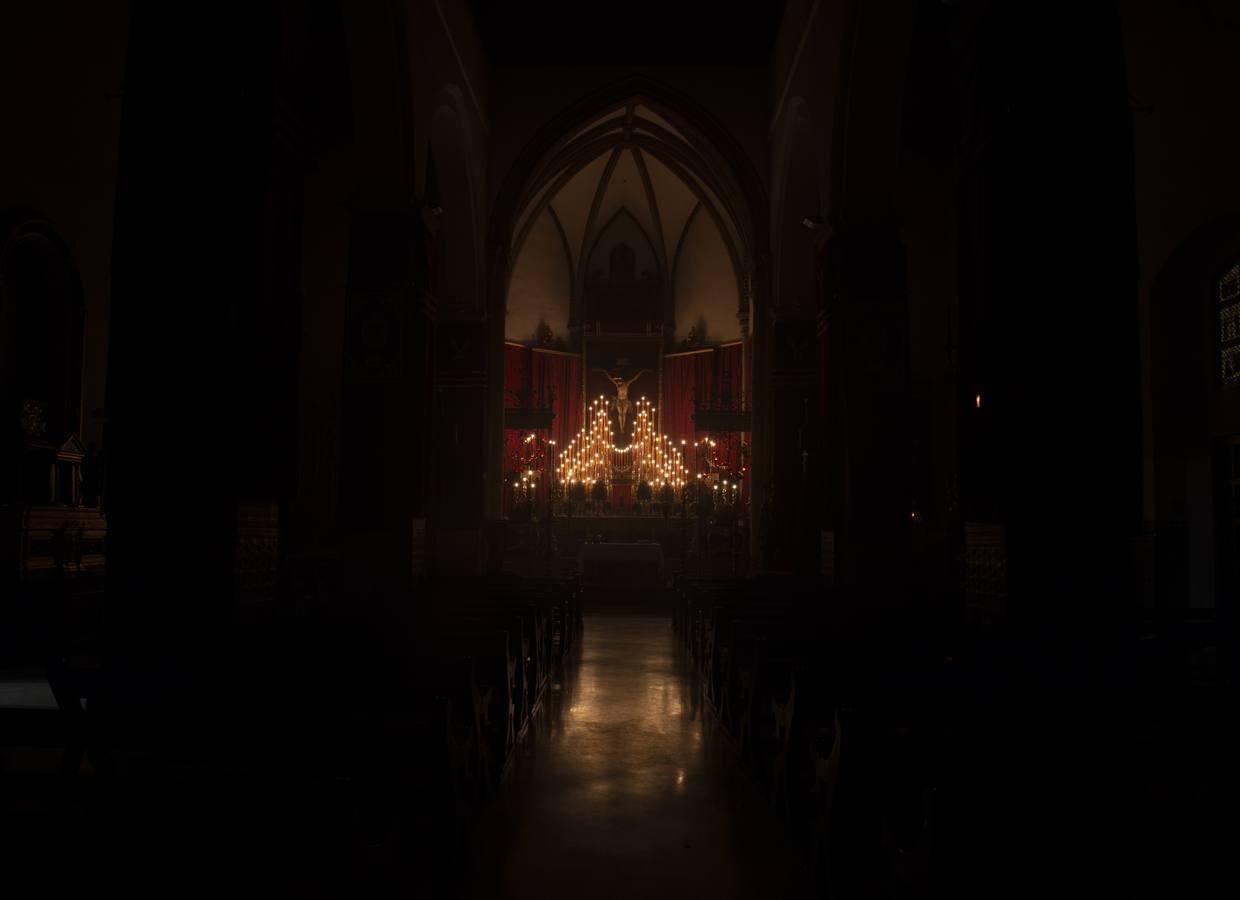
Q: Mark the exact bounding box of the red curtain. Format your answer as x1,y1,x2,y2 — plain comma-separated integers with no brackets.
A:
503,345,528,495
661,350,715,445
662,349,727,475
503,344,581,515
712,343,744,475
693,350,716,427
660,344,749,502
504,343,531,408
531,350,582,450
661,354,697,448
714,343,743,409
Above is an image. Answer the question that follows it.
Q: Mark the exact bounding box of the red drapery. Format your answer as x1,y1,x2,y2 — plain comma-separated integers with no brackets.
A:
504,343,530,408
694,351,716,439
503,344,532,486
662,347,749,472
503,343,581,515
714,343,744,409
660,344,748,504
660,354,695,450
660,350,714,448
712,342,744,476
531,350,581,450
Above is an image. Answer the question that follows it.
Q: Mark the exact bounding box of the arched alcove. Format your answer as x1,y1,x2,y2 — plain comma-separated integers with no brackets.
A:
488,78,767,527
506,135,744,345
586,208,659,283
582,208,662,333
496,83,761,343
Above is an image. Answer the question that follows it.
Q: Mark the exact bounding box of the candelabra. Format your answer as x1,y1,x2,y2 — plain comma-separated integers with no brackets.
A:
559,396,688,510
508,432,546,517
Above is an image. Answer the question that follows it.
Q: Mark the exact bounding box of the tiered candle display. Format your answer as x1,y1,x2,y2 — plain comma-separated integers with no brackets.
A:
510,433,542,507
559,396,688,496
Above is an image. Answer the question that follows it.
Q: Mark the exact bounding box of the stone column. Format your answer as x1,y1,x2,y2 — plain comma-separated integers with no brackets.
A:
484,241,508,524
764,240,821,574
430,318,488,574
104,1,300,723
738,269,753,521
955,1,1142,623
766,316,821,574
820,218,913,596
336,205,431,595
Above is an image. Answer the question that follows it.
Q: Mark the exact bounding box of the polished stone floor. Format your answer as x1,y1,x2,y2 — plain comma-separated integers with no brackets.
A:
469,616,811,900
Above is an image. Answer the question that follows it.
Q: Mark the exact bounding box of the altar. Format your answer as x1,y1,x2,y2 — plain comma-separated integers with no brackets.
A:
578,540,664,590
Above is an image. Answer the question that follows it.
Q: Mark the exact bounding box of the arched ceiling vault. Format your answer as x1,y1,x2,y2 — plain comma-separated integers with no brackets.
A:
509,101,748,295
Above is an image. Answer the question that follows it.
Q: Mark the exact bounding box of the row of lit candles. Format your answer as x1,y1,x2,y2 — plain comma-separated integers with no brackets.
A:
513,397,742,504
559,396,690,490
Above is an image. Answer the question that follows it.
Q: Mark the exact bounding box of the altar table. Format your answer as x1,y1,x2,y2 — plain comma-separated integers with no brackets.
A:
578,541,664,589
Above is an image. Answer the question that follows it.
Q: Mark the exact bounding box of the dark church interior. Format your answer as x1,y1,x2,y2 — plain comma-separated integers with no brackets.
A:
3,1,1239,896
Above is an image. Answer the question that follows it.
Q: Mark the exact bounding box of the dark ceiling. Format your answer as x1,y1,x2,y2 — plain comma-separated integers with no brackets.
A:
471,1,787,66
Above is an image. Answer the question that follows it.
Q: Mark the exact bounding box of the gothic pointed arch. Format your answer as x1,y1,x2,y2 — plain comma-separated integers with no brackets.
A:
490,75,767,304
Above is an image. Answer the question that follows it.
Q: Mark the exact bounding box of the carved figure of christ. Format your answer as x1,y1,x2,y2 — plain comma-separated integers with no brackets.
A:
593,369,650,437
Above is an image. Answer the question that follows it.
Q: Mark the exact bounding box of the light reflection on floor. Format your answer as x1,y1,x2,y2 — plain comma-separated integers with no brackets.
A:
469,615,810,900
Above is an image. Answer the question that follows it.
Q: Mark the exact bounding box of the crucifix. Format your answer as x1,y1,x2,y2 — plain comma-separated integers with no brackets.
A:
593,368,649,436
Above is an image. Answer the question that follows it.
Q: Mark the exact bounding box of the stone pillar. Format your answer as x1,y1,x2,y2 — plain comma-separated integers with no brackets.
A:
766,317,821,574
765,234,821,574
956,2,1141,623
430,318,488,574
104,1,298,717
738,269,753,518
484,241,507,523
820,218,913,596
336,205,430,595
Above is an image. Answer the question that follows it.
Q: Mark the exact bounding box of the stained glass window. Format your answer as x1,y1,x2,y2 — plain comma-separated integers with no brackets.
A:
1220,263,1240,384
